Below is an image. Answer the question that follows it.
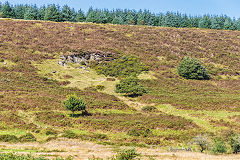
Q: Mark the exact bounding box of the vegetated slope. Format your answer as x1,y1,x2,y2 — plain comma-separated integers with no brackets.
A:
0,19,240,147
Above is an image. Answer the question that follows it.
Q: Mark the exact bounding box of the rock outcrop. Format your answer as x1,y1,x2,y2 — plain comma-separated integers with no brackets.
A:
58,50,117,66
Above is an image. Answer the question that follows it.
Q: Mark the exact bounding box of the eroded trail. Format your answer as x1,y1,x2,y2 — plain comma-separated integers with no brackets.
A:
1,139,240,160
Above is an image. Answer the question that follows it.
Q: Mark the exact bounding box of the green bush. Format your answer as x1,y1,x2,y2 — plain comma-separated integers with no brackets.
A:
62,130,78,139
212,138,227,154
63,95,86,116
0,153,71,160
19,133,37,142
0,58,4,62
113,148,140,160
95,55,149,78
178,57,210,80
45,130,58,136
115,77,147,97
0,134,19,142
230,134,240,154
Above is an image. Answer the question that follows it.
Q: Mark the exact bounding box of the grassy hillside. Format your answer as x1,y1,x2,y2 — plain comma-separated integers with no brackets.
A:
0,18,240,152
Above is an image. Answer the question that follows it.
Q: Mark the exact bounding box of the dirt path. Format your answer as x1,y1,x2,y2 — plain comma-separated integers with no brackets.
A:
0,139,240,160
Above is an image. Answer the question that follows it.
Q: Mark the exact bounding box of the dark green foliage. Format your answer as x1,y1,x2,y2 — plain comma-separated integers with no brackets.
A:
0,134,19,142
62,5,76,22
178,57,210,80
63,95,86,116
19,133,37,142
44,4,62,22
62,130,78,139
96,55,149,78
141,106,157,112
2,2,14,18
1,2,240,31
114,148,140,160
115,77,147,97
230,134,240,154
212,138,227,154
24,6,38,20
76,9,85,22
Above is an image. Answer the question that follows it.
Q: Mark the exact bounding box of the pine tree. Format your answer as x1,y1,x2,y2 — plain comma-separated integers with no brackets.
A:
236,18,240,31
44,4,62,22
76,9,85,22
24,6,38,20
62,5,76,22
2,2,15,18
224,18,237,30
86,7,96,22
126,12,136,25
13,4,26,19
210,17,221,29
137,10,145,25
180,14,190,28
199,15,211,28
37,6,46,20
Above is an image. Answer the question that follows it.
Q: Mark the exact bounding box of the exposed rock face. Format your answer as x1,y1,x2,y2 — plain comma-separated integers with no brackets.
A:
59,51,117,66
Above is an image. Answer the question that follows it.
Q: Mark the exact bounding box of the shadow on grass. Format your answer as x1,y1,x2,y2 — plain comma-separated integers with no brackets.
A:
70,110,92,118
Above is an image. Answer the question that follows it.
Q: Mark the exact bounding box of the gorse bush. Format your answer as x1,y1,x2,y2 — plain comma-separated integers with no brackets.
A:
178,57,210,80
115,77,147,97
19,133,36,142
62,130,78,139
0,134,19,142
95,55,149,78
63,95,86,116
212,138,227,154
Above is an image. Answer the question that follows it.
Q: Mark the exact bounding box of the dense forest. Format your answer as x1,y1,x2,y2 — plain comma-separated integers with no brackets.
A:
0,1,240,31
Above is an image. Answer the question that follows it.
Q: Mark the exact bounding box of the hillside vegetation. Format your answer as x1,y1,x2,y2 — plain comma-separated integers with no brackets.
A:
0,18,240,156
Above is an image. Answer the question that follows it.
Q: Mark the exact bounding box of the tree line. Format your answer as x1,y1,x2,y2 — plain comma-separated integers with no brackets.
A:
0,1,240,31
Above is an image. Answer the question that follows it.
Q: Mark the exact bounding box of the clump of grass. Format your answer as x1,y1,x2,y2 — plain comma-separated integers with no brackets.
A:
0,134,19,142
19,133,37,142
96,85,105,91
62,130,78,139
142,106,157,112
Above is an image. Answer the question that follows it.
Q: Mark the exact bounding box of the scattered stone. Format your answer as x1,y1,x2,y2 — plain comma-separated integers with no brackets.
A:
3,62,7,65
86,70,90,72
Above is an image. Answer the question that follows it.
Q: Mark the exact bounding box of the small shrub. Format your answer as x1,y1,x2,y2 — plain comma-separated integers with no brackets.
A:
96,85,105,91
230,134,240,154
0,58,4,62
142,106,157,112
80,61,86,65
178,57,210,80
62,130,78,139
19,133,37,142
0,134,19,142
113,148,140,160
63,95,86,116
115,77,147,97
212,138,227,154
92,133,108,140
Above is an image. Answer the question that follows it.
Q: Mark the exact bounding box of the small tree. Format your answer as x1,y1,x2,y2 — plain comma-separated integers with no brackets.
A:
115,77,147,97
178,57,210,80
63,95,86,117
230,134,240,154
193,134,210,153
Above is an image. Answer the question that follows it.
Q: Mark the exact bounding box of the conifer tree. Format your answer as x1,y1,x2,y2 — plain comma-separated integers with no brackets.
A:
210,18,221,29
13,4,26,19
224,18,236,30
38,6,46,20
24,5,38,20
76,9,85,22
44,4,62,22
199,15,211,28
2,2,15,18
62,5,76,22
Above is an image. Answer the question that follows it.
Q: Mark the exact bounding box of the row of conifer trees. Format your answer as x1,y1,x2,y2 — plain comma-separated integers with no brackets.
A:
0,2,240,31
